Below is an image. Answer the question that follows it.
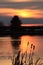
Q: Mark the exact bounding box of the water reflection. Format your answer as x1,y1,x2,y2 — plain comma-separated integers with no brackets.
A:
0,36,43,57
0,36,43,65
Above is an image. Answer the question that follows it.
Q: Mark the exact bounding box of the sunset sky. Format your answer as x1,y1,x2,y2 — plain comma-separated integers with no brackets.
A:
0,0,43,24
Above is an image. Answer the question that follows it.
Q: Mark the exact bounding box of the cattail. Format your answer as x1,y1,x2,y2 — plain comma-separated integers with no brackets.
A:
27,42,29,46
31,44,33,49
33,45,35,50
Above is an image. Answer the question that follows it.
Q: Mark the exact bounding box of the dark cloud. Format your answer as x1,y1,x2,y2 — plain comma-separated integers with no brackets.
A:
0,16,11,25
21,18,43,24
0,2,43,9
0,16,43,24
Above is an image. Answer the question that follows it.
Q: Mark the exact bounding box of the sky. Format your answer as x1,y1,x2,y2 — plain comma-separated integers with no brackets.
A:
0,0,43,25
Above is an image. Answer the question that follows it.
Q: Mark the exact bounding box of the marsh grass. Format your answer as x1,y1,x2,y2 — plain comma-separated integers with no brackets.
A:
12,43,43,65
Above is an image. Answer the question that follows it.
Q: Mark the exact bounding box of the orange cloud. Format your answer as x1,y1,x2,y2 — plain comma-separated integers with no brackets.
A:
12,0,29,2
8,0,43,2
21,24,43,26
9,0,43,2
4,0,31,2
0,0,43,2
0,8,43,18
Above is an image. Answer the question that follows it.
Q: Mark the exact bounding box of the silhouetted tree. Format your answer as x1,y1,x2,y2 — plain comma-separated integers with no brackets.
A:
10,16,21,38
10,15,22,48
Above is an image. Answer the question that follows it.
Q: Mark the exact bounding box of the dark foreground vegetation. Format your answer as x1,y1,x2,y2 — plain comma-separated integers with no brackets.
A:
0,26,43,37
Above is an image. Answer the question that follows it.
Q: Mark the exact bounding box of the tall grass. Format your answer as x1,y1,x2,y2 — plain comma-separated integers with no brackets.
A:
12,43,43,65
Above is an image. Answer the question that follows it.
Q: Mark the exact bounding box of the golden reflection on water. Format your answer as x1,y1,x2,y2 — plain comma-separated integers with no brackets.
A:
21,36,43,57
0,36,43,65
20,36,31,53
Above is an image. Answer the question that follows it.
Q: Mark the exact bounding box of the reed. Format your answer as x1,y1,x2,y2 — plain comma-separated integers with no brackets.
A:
12,42,43,65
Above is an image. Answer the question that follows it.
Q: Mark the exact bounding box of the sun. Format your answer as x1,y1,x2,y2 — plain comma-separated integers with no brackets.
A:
19,11,30,18
17,9,33,18
20,12,28,18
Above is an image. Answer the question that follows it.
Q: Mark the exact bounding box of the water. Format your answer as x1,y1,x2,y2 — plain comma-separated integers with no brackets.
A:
0,36,43,65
